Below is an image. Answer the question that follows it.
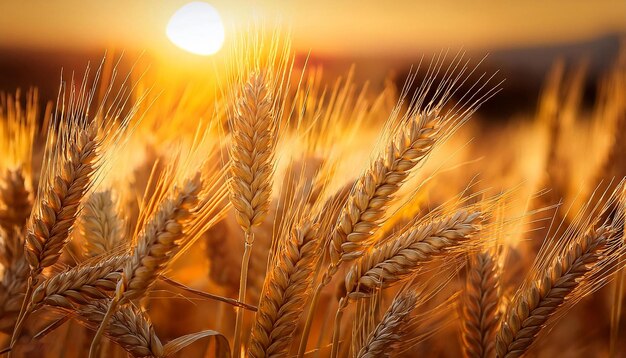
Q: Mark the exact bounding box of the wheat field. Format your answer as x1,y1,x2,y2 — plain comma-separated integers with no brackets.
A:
0,28,626,358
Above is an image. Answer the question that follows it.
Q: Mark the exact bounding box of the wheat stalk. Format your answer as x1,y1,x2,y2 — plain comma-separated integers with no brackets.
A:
357,289,418,358
461,251,500,358
495,225,616,358
344,210,482,299
248,221,320,357
79,190,125,257
246,215,274,304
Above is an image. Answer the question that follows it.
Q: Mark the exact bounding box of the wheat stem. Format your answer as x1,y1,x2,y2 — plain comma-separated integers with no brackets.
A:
89,295,120,358
233,231,253,357
330,297,347,358
297,281,324,357
160,276,257,311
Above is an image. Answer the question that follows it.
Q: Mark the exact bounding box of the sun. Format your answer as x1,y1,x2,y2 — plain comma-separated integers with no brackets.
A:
166,2,225,56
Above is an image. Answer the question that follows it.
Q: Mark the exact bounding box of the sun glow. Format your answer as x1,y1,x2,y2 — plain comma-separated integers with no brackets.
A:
166,2,225,56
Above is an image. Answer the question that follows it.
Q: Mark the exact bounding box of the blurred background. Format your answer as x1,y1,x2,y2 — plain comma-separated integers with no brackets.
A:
1,0,625,119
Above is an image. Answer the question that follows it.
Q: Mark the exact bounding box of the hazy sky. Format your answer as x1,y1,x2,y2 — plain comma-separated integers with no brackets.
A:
1,0,625,56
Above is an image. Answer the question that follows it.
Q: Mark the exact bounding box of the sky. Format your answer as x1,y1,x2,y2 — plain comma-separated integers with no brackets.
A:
1,0,625,57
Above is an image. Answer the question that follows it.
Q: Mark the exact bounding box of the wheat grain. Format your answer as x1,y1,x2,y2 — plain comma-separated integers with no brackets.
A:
461,251,500,358
248,221,320,357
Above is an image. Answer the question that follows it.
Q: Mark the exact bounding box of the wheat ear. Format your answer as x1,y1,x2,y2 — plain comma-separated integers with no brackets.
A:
495,225,616,358
228,72,275,232
11,124,98,347
329,111,440,270
31,254,126,310
299,56,500,358
121,174,201,300
357,289,418,358
461,251,500,358
0,168,31,231
0,259,28,334
77,300,164,357
0,229,28,333
24,124,97,274
229,72,276,355
344,210,482,299
248,222,319,357
79,190,125,257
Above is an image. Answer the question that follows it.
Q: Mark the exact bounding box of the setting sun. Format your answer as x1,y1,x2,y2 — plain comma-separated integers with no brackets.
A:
166,2,225,56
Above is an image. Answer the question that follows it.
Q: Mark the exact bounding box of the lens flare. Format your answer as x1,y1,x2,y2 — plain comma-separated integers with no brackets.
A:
166,2,225,56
